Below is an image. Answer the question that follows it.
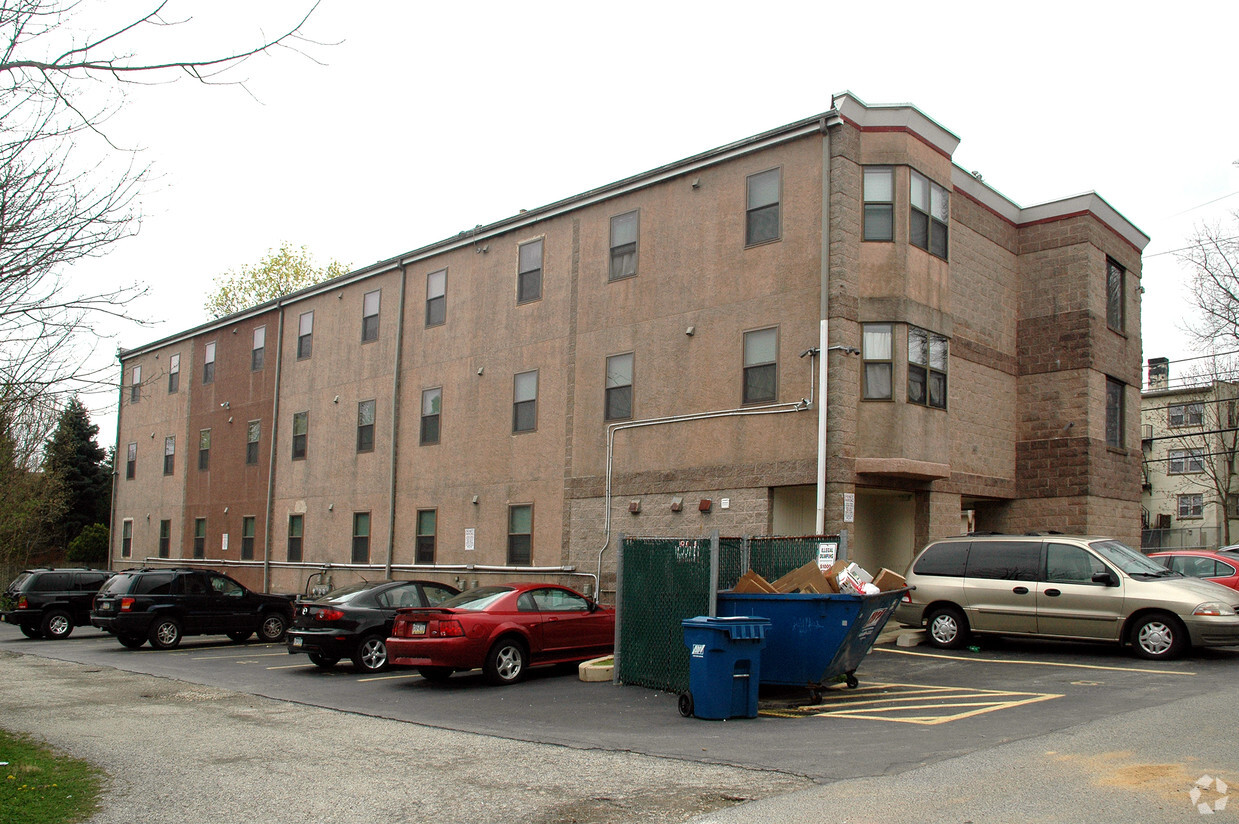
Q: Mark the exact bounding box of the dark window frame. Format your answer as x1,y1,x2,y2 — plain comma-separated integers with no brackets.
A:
742,327,778,405
297,311,314,360
1106,377,1125,449
513,370,538,433
362,289,381,343
126,442,137,480
1178,493,1204,519
426,268,447,327
163,435,175,476
246,420,261,465
352,511,371,564
158,519,171,558
287,514,304,562
416,509,436,565
357,400,376,453
910,169,949,259
252,326,266,371
863,166,894,242
241,516,255,560
203,341,216,384
507,504,533,566
420,388,441,446
517,238,543,304
130,365,141,403
609,210,639,281
168,353,180,393
907,326,948,409
121,519,133,558
193,517,206,559
605,353,634,421
862,323,894,401
745,167,782,246
292,411,308,460
1107,257,1125,334
198,429,210,471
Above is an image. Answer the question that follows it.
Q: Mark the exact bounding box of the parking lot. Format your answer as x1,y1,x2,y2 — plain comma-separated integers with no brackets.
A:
3,621,1235,786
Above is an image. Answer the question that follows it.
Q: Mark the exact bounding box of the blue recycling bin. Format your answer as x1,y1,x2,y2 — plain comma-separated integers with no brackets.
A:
680,616,771,720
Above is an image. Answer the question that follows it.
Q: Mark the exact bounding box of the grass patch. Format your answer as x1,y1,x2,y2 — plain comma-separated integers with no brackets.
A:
0,728,104,824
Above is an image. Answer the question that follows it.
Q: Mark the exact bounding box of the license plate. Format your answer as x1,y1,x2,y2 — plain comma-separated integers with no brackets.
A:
410,622,427,636
292,637,303,647
99,603,113,612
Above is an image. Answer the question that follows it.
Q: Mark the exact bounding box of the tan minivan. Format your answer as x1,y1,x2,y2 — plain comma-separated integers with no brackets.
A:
894,534,1239,659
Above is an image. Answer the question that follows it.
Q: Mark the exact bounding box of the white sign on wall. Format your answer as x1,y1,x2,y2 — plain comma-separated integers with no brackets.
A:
221,534,229,552
816,542,838,571
464,528,475,551
843,493,855,524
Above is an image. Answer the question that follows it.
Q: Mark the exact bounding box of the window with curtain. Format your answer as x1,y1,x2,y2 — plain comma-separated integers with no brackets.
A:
609,211,638,280
863,323,893,400
863,167,893,241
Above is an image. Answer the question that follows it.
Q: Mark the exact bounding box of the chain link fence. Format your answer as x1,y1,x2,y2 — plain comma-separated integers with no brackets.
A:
616,534,836,693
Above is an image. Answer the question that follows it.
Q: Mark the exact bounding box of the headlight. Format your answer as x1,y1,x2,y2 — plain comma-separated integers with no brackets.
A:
1193,601,1237,617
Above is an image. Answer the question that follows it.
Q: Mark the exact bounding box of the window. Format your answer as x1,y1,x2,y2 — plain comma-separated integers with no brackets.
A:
203,342,216,384
252,326,266,371
1178,493,1204,519
609,210,638,280
362,289,380,342
287,515,304,562
1169,448,1205,474
246,420,261,465
168,354,180,393
126,442,137,479
193,518,206,559
426,269,446,327
198,429,211,471
357,400,376,453
910,170,949,258
513,371,538,433
1105,377,1125,449
130,365,141,402
163,435,175,475
352,512,371,564
863,167,894,241
291,411,308,460
1107,257,1125,333
121,520,132,558
863,323,893,400
1045,543,1106,585
298,312,314,359
745,168,781,245
907,326,948,409
1168,402,1204,427
241,516,255,561
508,504,532,565
965,540,1041,580
743,328,777,404
158,520,170,558
420,388,441,446
518,239,543,303
416,509,436,564
1230,493,1239,520
605,353,634,421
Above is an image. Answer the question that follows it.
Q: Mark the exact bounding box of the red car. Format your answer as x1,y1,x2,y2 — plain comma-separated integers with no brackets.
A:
1150,549,1239,591
388,583,614,685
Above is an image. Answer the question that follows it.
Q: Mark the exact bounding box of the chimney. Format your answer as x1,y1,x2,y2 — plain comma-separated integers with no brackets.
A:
1148,357,1170,390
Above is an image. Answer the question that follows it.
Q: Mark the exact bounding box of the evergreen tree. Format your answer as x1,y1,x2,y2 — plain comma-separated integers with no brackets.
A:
43,398,110,547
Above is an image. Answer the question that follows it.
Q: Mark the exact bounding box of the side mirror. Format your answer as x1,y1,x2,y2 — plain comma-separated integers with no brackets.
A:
1092,571,1117,587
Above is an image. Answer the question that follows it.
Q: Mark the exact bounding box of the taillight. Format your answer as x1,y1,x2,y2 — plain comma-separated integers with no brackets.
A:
17,596,28,610
435,620,465,638
314,609,345,622
120,597,135,612
901,592,912,604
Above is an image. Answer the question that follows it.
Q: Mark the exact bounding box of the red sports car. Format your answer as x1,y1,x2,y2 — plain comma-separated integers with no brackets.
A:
1150,549,1239,591
388,583,614,685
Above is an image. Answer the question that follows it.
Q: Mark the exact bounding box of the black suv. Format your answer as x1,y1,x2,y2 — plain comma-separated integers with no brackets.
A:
2,568,114,639
90,568,293,649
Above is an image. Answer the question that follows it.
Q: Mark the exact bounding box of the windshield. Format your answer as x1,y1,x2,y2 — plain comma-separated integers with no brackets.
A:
1089,540,1174,576
435,586,514,611
312,581,380,604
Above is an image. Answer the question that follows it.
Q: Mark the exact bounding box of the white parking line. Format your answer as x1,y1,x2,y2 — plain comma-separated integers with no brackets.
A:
873,646,1196,675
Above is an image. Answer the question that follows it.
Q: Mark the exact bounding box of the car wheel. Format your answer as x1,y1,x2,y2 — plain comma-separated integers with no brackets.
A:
258,612,288,642
226,631,253,643
149,618,182,650
1130,613,1186,660
352,636,389,672
418,666,453,682
118,634,146,649
925,605,970,650
308,653,339,669
483,638,527,685
40,610,74,640
18,624,42,640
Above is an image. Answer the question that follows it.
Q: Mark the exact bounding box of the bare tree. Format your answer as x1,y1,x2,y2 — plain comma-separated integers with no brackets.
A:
0,0,324,453
1179,211,1239,348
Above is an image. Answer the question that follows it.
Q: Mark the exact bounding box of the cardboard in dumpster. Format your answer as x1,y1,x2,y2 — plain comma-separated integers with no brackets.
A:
731,570,779,594
766,561,846,594
872,568,906,592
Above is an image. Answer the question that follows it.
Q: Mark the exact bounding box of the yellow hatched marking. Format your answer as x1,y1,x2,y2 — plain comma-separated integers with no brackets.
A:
758,681,1062,725
872,646,1195,676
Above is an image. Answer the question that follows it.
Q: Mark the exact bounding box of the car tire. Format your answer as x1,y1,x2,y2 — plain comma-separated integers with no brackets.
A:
418,666,453,682
1130,613,1187,660
925,605,970,650
227,631,253,643
41,610,74,640
309,653,339,669
483,637,528,686
149,617,182,650
352,636,389,672
258,612,288,643
18,624,42,640
118,634,146,649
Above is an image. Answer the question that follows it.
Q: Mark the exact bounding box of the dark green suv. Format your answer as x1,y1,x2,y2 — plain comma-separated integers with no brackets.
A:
2,568,114,639
90,568,293,649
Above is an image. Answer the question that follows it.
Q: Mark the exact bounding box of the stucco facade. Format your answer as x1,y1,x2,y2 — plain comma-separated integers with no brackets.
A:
110,92,1148,595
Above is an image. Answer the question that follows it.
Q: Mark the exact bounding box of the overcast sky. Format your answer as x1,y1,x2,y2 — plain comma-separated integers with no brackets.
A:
65,0,1239,440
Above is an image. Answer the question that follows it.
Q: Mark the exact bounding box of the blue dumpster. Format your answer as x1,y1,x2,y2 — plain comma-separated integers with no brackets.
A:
717,588,906,696
680,616,771,720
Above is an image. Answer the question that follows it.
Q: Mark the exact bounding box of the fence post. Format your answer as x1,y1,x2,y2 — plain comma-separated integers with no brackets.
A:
708,530,719,618
613,532,625,685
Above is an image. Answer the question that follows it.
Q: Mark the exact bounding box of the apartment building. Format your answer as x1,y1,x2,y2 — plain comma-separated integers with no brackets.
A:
1141,357,1239,550
110,92,1149,595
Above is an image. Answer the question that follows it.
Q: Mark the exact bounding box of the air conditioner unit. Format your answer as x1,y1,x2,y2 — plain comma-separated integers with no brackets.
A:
1141,424,1153,441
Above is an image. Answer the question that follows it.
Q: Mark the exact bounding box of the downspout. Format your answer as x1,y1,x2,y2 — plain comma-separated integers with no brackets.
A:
109,357,124,571
816,114,837,534
263,304,286,592
385,263,408,578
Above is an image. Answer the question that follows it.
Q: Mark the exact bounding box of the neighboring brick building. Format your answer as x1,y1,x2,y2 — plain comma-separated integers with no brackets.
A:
110,92,1148,595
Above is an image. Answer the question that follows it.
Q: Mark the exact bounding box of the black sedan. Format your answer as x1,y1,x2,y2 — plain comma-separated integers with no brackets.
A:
287,579,459,672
